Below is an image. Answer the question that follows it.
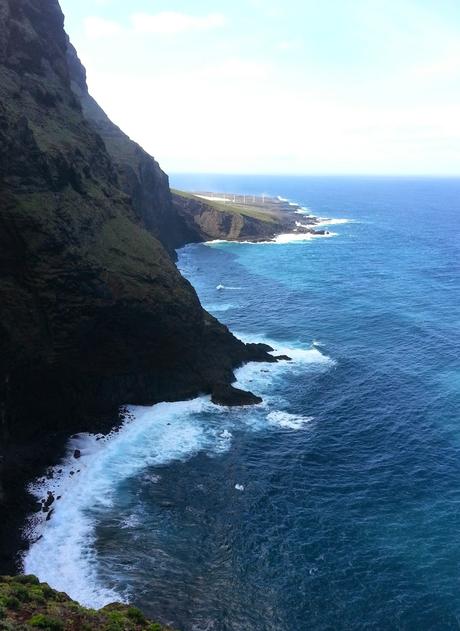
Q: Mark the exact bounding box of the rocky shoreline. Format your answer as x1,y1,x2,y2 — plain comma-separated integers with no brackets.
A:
172,189,331,243
0,0,279,576
0,0,318,595
1,342,285,575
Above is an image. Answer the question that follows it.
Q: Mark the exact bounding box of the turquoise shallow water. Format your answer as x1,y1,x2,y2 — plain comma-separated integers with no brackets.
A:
25,176,460,630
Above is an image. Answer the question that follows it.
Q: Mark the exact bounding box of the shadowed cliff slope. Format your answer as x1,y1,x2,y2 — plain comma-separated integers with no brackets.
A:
0,0,272,571
65,42,283,249
66,42,194,256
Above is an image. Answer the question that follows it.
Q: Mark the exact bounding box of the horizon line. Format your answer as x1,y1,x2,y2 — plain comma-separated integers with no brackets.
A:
169,172,460,178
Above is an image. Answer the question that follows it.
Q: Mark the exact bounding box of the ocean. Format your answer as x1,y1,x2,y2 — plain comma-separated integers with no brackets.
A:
24,176,460,630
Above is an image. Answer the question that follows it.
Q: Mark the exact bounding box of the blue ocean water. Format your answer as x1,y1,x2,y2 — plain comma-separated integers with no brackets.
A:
25,176,460,630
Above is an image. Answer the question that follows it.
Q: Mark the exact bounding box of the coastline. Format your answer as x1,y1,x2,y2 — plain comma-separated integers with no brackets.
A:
10,186,349,616
9,191,349,577
21,335,334,608
175,190,341,244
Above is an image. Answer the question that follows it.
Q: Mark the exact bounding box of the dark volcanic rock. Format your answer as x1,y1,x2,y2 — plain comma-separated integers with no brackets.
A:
0,0,273,572
245,343,277,362
211,384,263,407
73,449,81,459
43,492,54,510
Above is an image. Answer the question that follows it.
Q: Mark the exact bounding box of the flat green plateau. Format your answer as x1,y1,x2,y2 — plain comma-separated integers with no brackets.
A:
172,189,299,223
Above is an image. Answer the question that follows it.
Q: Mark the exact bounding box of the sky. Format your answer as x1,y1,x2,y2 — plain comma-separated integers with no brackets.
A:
59,0,460,175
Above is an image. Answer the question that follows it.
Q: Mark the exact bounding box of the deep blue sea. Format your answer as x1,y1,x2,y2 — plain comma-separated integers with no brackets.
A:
25,176,460,630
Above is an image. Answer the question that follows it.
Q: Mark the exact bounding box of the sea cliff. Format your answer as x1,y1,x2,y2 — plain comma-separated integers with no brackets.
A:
0,0,273,573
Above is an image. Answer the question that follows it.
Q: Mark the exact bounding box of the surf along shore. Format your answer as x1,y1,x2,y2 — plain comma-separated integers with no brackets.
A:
2,188,331,582
172,190,333,243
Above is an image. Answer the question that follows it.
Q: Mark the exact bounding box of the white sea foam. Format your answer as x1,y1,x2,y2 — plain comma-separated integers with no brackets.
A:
23,398,220,607
209,428,234,454
273,231,337,243
204,302,236,313
266,411,314,430
120,514,141,530
295,221,316,228
143,473,161,484
234,484,245,491
234,333,335,396
205,239,231,245
210,232,337,246
312,339,325,348
23,335,334,608
315,217,351,226
205,222,344,247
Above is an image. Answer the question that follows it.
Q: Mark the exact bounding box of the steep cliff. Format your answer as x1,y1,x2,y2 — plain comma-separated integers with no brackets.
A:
65,43,283,249
172,190,284,242
0,0,271,571
66,42,194,256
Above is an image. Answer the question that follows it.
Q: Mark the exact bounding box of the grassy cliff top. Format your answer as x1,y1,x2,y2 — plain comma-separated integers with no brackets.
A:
171,189,280,224
0,576,172,631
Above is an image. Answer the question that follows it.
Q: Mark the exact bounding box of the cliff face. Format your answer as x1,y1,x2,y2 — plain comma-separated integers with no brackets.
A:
0,0,269,571
65,44,283,248
172,191,282,242
66,43,194,256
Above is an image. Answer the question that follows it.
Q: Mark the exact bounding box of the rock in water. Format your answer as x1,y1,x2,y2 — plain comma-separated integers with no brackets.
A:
211,384,263,407
43,492,54,510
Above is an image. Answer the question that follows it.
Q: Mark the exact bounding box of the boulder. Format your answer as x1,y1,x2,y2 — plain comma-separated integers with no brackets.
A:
245,343,277,363
211,384,262,407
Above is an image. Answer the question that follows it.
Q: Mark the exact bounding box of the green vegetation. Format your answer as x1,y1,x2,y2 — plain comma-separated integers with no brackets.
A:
0,576,173,631
172,189,279,223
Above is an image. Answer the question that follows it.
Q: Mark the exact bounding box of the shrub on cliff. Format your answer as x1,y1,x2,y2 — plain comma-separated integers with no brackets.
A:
0,576,173,630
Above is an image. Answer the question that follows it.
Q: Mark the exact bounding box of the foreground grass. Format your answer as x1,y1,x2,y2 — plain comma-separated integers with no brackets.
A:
0,576,173,631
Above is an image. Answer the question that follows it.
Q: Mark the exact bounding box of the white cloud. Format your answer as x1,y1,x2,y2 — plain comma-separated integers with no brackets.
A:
84,62,460,175
73,0,460,174
197,58,271,80
276,41,301,52
130,11,226,35
84,16,122,39
413,47,460,80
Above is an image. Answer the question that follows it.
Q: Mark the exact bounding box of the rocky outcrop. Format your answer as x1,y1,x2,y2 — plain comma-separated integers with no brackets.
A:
0,0,274,572
211,384,263,407
172,191,283,242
